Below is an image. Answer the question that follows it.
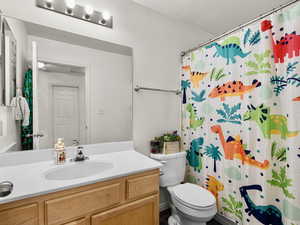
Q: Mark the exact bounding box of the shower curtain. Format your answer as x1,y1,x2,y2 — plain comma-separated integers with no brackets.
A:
21,68,33,150
181,2,300,225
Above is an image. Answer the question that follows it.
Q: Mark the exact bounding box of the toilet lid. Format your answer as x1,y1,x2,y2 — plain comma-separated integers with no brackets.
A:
173,183,216,209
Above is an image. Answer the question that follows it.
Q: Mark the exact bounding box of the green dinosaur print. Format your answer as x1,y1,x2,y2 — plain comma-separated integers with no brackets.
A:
205,42,251,65
243,104,299,139
186,104,204,130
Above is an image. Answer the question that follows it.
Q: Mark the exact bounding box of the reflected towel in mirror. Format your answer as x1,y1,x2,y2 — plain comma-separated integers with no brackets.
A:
10,96,30,126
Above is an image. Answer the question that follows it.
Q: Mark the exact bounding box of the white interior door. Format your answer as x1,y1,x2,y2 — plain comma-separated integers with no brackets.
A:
52,86,80,146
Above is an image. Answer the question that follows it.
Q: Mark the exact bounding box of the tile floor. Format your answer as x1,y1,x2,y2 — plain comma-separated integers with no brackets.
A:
160,209,222,225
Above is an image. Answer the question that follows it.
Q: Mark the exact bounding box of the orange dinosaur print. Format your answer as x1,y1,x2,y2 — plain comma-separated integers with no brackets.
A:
205,175,224,209
293,96,300,101
211,125,269,169
209,80,261,101
182,65,208,88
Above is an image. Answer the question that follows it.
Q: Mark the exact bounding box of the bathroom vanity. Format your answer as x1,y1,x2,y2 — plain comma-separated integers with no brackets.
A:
0,169,159,225
0,143,161,225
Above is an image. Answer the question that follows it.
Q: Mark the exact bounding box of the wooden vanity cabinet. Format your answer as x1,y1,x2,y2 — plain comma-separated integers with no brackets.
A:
63,218,88,225
91,195,159,225
0,203,38,225
0,169,159,225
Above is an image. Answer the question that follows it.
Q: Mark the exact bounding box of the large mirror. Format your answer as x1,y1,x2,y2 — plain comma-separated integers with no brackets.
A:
0,18,17,107
0,16,133,153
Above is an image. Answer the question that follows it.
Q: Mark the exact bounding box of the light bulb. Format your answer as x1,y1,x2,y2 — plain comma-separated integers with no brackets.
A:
102,11,110,20
85,5,94,15
45,0,53,8
38,62,45,69
65,0,75,9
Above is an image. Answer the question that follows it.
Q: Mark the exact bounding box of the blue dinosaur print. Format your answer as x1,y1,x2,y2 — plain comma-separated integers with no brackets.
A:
186,137,204,172
240,185,283,225
205,42,251,65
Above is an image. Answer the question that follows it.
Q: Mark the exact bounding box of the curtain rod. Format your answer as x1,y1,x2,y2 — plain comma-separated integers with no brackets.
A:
134,85,181,95
181,0,300,56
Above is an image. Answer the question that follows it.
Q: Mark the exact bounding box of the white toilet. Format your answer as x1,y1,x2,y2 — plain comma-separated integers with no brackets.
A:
151,152,217,225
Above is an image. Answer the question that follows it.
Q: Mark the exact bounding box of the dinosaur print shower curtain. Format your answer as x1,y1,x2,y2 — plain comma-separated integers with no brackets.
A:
181,3,300,225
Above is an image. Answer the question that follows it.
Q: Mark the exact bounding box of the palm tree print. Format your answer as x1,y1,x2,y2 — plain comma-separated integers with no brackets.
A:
181,80,190,104
204,144,222,172
267,167,295,199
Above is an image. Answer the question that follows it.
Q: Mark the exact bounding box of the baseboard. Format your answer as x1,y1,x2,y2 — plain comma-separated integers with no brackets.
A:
214,213,236,225
160,202,170,212
159,204,235,225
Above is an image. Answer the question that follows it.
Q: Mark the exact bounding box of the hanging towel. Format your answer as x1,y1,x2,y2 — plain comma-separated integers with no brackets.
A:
10,96,30,126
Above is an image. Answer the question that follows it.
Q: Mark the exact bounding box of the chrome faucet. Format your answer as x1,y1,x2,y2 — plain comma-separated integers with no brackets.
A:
71,140,89,162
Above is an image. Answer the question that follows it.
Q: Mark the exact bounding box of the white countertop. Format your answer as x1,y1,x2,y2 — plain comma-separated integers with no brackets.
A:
0,145,162,204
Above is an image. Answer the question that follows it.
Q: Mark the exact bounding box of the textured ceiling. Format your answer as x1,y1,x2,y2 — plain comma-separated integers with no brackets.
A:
132,0,293,35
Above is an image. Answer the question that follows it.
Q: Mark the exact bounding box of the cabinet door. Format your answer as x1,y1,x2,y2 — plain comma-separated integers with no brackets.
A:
46,182,123,225
0,203,38,225
126,173,159,200
63,218,88,225
91,195,159,225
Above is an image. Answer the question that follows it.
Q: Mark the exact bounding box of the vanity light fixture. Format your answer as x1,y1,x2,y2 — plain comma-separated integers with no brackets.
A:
84,5,94,20
65,0,76,14
36,0,113,28
100,11,111,25
45,0,53,8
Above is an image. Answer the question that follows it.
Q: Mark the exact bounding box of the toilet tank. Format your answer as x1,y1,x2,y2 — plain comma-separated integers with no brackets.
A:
151,152,186,187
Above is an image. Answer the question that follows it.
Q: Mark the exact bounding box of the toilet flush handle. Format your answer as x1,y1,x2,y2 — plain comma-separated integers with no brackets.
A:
150,157,167,165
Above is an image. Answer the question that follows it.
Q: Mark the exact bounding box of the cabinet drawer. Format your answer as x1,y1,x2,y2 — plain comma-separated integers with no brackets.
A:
46,182,124,225
0,203,38,225
63,217,88,225
126,173,159,200
91,194,159,225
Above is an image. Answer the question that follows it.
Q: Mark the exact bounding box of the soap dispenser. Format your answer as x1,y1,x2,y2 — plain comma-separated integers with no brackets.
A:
55,138,66,164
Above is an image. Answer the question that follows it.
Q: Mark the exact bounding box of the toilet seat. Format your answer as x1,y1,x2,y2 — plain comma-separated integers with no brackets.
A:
172,183,216,210
169,183,217,219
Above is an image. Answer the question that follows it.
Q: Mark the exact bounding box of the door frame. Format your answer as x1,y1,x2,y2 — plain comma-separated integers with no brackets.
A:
37,56,91,145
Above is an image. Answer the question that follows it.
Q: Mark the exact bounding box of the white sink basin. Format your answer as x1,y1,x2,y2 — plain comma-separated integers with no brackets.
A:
44,161,114,180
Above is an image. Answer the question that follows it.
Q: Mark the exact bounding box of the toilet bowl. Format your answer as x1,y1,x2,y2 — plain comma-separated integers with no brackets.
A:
168,183,217,225
151,152,217,225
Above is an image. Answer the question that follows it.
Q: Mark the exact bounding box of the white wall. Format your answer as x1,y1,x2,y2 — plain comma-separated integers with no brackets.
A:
0,0,213,155
28,35,133,146
0,18,28,153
